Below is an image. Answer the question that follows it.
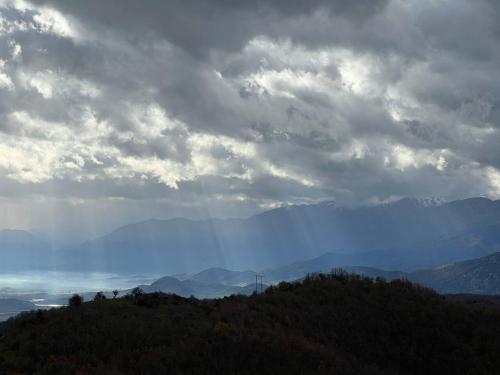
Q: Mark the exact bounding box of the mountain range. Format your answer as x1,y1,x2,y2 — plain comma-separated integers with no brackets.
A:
59,197,500,274
409,252,500,294
275,251,500,295
1,197,499,276
2,250,500,314
137,274,264,299
133,251,500,297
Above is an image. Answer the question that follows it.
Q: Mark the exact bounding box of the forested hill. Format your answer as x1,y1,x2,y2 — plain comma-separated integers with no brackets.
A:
1,274,500,374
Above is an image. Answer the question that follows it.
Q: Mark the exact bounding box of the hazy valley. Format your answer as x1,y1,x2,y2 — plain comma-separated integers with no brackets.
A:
2,197,500,319
2,1,500,372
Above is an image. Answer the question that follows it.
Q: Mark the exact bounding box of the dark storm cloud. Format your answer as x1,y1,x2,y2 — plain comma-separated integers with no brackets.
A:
0,0,500,232
31,0,389,58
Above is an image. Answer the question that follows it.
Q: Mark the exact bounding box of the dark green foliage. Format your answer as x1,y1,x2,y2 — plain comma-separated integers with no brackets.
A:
68,294,83,307
0,273,499,374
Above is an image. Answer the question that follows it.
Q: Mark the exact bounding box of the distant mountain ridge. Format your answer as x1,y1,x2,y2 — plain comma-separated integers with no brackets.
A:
262,251,500,295
182,267,257,285
1,197,499,274
135,251,500,297
409,252,500,294
134,273,266,299
60,197,500,274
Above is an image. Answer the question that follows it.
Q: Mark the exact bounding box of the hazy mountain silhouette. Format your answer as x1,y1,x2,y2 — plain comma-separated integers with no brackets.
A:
409,252,500,294
263,251,500,295
185,267,257,285
264,251,500,295
59,197,500,274
126,275,253,298
130,251,500,297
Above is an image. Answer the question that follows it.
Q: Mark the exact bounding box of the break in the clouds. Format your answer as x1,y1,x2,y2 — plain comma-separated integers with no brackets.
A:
0,0,499,232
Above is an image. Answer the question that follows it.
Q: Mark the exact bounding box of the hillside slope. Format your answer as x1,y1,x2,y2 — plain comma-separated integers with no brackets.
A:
409,252,500,294
1,275,500,374
264,251,500,295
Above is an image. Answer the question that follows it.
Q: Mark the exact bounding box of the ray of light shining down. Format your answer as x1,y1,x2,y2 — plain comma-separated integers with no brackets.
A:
1,0,500,372
0,0,499,308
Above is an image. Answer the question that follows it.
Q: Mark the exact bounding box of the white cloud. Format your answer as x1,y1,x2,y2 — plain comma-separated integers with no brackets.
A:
32,7,77,38
18,70,101,99
487,167,500,196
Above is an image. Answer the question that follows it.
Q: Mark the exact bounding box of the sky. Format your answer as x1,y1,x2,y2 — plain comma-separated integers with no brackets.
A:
0,0,499,237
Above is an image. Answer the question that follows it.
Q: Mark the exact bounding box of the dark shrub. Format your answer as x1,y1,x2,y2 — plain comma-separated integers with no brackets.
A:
130,287,144,298
68,294,83,307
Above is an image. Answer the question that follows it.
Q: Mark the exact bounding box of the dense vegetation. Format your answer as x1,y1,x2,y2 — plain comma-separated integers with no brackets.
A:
1,273,500,374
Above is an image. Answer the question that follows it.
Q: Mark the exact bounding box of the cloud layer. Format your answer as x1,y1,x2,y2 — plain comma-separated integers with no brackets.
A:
0,0,499,233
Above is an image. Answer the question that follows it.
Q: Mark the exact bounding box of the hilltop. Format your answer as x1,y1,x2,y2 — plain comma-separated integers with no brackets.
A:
125,251,500,298
1,274,500,374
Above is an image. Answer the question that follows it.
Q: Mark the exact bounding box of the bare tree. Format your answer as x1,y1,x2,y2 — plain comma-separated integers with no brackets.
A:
93,291,107,303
